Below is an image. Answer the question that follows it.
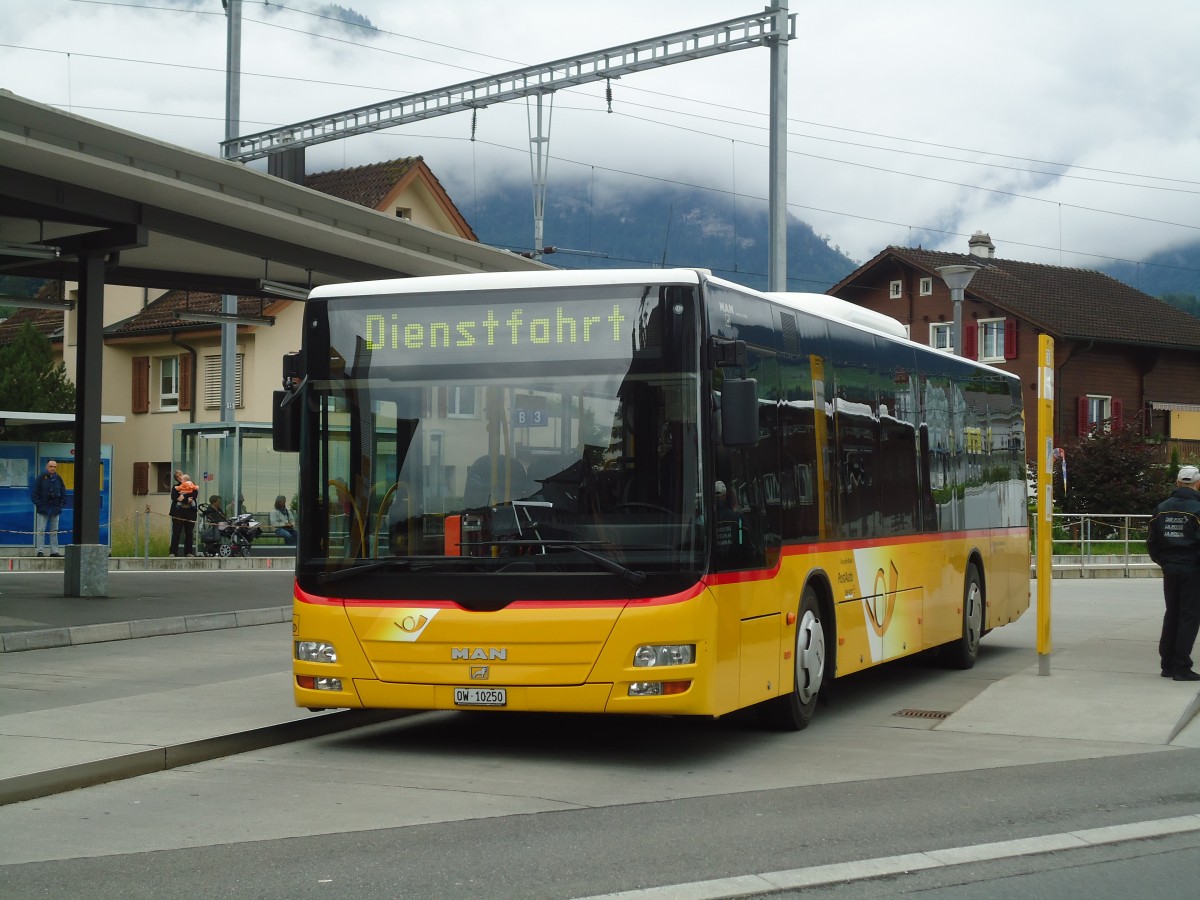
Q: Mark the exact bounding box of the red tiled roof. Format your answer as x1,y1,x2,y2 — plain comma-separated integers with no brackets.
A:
105,291,281,337
0,306,64,344
834,247,1200,351
303,157,420,208
0,280,65,344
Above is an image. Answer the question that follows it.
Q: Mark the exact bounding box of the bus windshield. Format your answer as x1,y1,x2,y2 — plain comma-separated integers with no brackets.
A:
301,282,705,583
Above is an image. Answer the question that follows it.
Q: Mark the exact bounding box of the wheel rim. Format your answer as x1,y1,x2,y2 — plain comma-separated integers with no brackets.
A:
795,607,826,704
964,581,983,652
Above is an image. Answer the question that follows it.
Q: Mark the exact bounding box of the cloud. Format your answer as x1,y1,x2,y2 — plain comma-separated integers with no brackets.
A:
3,0,1197,272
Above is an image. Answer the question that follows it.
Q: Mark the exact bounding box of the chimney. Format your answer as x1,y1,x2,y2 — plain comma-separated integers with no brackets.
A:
968,231,995,259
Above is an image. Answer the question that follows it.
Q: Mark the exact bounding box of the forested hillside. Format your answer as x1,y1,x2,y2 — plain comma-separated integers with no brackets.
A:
466,178,857,293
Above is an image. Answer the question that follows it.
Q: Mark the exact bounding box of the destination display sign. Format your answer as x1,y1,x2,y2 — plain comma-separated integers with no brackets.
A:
328,292,650,366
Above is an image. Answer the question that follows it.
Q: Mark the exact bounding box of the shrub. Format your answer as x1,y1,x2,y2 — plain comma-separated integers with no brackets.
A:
1060,422,1167,516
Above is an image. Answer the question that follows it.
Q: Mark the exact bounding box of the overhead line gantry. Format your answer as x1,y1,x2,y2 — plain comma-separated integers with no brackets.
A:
221,5,794,286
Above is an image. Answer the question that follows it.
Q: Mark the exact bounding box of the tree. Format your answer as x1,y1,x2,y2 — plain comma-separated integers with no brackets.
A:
1060,422,1168,516
0,323,75,440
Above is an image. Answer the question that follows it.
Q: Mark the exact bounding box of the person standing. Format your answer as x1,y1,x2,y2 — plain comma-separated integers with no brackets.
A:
31,459,67,557
1147,465,1200,682
169,470,199,557
270,494,297,545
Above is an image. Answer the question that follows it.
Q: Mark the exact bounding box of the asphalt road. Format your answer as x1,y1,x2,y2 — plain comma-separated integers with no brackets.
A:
2,577,1197,898
1,731,1197,898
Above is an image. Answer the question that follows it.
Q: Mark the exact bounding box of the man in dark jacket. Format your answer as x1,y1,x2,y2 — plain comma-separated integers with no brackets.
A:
1147,465,1200,682
31,459,68,558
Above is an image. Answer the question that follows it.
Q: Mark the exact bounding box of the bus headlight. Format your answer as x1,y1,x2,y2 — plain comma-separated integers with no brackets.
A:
296,640,338,663
633,644,695,667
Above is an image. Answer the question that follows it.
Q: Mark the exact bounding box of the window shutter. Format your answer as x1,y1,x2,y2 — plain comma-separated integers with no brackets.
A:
133,461,149,496
1077,395,1090,437
1111,398,1123,430
962,324,978,359
203,353,244,409
178,353,192,412
437,386,447,417
1004,319,1018,359
132,356,150,414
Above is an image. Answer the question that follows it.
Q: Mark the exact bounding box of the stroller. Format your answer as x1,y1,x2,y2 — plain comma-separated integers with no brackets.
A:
197,502,262,558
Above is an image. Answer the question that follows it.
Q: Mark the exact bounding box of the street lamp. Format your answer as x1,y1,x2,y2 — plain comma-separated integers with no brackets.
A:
936,265,980,357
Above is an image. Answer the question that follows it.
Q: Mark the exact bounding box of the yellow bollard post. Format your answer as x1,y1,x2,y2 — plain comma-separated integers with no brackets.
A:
1036,335,1055,674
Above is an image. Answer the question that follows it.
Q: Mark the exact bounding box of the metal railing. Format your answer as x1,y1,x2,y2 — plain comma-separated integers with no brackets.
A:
1036,513,1156,576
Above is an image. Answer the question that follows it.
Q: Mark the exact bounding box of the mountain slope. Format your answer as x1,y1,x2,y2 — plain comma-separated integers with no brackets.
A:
467,179,857,292
1099,242,1200,314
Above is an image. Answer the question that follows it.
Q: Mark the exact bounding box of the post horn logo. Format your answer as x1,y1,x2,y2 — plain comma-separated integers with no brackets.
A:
396,614,429,633
864,560,899,636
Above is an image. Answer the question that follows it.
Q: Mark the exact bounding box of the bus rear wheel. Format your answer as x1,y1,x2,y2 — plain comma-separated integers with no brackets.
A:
945,562,984,669
760,586,827,731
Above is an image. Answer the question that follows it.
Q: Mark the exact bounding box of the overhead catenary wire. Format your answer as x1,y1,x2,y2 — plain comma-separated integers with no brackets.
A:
27,3,1200,279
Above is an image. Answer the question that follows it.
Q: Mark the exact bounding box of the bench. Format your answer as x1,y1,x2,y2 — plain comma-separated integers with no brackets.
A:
253,519,297,547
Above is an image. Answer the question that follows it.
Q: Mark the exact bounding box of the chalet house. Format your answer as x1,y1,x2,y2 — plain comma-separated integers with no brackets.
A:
828,233,1200,466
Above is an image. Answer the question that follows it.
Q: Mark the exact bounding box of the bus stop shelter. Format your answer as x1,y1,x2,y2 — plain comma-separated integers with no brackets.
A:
0,90,545,596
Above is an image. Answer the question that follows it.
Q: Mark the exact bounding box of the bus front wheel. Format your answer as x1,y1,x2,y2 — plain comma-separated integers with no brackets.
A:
945,563,984,670
760,586,827,731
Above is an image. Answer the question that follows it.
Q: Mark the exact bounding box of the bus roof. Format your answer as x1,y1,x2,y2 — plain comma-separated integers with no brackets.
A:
308,267,705,299
310,270,903,340
308,268,1013,380
763,292,909,340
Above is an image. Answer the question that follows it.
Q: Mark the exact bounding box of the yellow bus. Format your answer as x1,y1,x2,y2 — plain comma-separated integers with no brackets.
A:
276,268,1028,729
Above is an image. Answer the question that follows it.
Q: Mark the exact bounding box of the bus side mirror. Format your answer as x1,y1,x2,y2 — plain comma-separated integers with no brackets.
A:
273,390,300,452
721,378,759,447
282,351,304,388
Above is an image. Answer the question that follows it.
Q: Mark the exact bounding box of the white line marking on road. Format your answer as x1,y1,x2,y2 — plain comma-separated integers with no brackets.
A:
576,814,1200,899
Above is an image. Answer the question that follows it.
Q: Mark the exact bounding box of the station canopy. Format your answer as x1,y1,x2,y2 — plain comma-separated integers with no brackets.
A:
0,90,545,296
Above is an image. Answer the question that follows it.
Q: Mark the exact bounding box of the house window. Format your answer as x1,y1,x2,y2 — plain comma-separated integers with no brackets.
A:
1077,394,1123,436
888,280,902,300
978,318,1006,362
153,462,174,493
395,207,412,220
1088,395,1112,432
919,277,933,296
447,385,476,418
158,356,179,411
930,323,953,352
203,353,244,410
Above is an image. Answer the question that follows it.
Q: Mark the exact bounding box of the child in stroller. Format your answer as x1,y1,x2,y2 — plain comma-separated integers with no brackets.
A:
197,496,262,558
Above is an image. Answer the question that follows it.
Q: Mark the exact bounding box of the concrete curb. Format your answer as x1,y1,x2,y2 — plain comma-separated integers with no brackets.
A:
1170,691,1200,744
1,606,292,652
0,709,407,806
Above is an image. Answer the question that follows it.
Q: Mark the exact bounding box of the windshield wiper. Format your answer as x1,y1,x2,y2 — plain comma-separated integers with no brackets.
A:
317,559,412,585
462,539,647,585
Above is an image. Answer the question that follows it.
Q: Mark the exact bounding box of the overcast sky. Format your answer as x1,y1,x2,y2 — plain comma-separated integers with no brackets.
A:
4,0,1198,269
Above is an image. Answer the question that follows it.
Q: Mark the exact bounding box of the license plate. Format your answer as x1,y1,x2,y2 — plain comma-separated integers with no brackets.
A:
454,687,507,707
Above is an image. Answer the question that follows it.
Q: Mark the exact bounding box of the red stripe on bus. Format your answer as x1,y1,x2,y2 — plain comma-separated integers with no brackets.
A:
700,527,1025,587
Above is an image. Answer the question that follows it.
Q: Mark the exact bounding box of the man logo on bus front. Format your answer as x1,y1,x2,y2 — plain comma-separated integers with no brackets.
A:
471,666,490,680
